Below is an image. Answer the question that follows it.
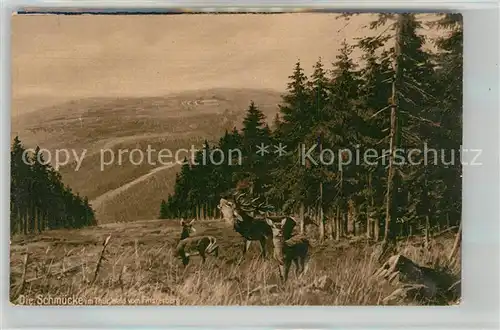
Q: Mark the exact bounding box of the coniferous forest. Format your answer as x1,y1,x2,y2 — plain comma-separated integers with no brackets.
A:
10,136,96,235
159,14,463,243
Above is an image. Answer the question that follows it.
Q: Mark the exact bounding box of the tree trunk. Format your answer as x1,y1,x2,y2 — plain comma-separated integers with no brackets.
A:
366,207,372,239
299,202,305,234
23,211,28,235
30,202,36,233
347,199,355,236
424,215,431,248
318,201,324,241
335,207,341,241
366,173,372,239
10,203,17,235
342,212,347,237
373,211,380,242
383,14,403,245
329,208,335,240
318,137,325,241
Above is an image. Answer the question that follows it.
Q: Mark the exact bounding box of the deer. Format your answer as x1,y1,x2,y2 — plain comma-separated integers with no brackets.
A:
265,217,310,283
218,193,297,259
175,219,219,266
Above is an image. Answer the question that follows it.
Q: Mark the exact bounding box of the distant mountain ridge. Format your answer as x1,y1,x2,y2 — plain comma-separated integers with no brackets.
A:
12,88,284,223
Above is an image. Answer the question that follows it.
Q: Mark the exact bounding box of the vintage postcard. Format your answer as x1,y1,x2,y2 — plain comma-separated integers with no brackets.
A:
10,11,462,306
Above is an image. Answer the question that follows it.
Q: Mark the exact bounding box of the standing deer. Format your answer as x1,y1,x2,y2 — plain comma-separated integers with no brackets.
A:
218,193,296,259
218,197,271,258
175,219,219,266
265,218,310,282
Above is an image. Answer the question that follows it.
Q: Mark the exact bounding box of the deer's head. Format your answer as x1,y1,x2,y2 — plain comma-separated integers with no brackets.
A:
180,218,196,239
265,218,287,239
218,198,240,225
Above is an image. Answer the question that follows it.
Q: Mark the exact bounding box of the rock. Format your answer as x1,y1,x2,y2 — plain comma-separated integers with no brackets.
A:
382,284,428,305
374,254,459,304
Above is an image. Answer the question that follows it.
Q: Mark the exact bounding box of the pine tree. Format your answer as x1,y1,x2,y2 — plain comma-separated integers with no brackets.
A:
430,14,463,227
350,14,451,242
159,199,169,219
31,146,51,232
355,48,393,240
10,136,29,234
277,60,311,148
266,60,312,214
320,42,365,240
238,101,272,195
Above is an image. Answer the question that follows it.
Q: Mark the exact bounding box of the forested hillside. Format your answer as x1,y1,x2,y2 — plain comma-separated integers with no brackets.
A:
160,14,463,243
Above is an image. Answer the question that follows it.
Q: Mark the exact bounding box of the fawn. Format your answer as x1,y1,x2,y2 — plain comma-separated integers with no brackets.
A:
175,219,219,266
265,218,310,282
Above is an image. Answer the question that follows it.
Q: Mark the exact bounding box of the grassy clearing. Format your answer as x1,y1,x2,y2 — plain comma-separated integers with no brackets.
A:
59,135,205,201
10,219,460,306
93,166,180,223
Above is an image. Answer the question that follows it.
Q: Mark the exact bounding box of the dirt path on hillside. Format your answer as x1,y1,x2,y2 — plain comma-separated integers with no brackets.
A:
84,131,198,158
90,162,180,212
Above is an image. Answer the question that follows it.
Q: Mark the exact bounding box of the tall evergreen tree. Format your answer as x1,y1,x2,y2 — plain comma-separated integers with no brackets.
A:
277,60,311,148
238,101,272,195
159,199,168,219
427,14,463,228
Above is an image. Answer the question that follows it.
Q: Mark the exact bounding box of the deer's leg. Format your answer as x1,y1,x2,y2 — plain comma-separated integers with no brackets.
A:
200,251,206,264
278,263,285,281
242,239,251,255
182,255,190,267
293,258,300,276
259,237,267,258
298,256,304,274
301,244,309,274
283,259,292,282
301,253,310,274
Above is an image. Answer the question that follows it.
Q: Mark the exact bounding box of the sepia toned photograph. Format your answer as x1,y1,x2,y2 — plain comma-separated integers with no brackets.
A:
10,11,463,306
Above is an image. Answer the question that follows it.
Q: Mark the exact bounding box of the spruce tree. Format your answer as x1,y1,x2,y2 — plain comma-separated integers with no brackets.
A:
277,60,311,148
349,14,450,241
159,199,168,219
430,14,463,227
10,136,29,234
238,101,271,195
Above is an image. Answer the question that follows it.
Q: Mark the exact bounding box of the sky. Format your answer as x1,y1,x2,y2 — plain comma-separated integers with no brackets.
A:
11,13,439,115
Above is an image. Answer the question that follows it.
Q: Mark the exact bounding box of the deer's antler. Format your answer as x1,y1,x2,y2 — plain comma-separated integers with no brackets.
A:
235,193,249,206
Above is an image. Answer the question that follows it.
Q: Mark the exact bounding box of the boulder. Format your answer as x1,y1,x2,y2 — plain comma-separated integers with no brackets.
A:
373,254,460,304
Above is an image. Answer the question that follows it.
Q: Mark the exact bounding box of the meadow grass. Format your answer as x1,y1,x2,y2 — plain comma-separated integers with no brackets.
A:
10,219,460,306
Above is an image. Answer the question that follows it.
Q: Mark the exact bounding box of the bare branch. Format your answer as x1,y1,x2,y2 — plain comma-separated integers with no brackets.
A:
370,104,392,119
91,235,111,285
